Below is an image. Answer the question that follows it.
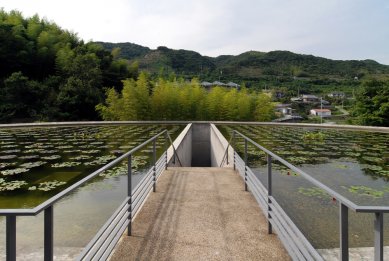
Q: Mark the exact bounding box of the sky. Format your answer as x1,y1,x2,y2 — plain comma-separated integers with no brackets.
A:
2,0,389,64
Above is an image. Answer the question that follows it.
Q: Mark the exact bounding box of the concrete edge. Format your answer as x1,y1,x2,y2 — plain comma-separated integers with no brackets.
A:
1,121,388,133
166,123,192,165
210,124,234,167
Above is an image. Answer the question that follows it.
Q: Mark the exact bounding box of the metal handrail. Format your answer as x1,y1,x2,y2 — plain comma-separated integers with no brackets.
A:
0,129,180,261
219,134,234,167
232,129,388,261
167,131,182,167
234,130,389,213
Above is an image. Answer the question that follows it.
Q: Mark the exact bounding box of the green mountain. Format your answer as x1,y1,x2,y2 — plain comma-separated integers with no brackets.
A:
96,42,389,84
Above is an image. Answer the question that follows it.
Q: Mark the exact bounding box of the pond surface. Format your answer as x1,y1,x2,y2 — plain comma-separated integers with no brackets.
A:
0,124,184,259
218,125,389,249
0,124,184,208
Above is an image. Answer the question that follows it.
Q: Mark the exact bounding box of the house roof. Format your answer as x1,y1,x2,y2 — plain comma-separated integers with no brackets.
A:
201,81,212,86
212,81,225,86
226,82,240,88
311,109,331,112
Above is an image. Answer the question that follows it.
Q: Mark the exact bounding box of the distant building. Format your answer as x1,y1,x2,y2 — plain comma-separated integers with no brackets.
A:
328,92,345,99
310,109,331,117
225,82,240,89
275,104,292,115
302,94,320,103
212,81,225,86
291,97,303,102
200,81,212,87
201,81,240,89
273,115,303,122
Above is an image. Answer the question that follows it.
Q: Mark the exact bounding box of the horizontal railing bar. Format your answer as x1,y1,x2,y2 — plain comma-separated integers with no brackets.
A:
246,168,268,195
0,130,168,216
87,207,129,260
132,169,154,198
92,210,129,260
132,182,153,217
93,209,129,260
247,182,267,213
269,203,316,260
269,196,321,258
269,208,305,261
246,172,267,200
100,219,130,261
0,209,36,216
77,197,129,260
234,130,362,211
355,206,389,213
132,176,154,206
156,165,165,179
155,160,165,171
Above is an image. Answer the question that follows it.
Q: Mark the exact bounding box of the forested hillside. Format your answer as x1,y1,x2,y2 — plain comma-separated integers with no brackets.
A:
0,10,138,122
1,10,388,126
98,42,389,85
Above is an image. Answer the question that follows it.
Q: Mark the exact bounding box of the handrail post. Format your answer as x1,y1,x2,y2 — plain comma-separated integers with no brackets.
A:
267,154,272,234
244,139,248,191
232,131,236,170
164,131,168,170
127,154,132,236
153,139,157,192
374,212,383,261
44,206,54,261
340,203,349,261
6,215,16,261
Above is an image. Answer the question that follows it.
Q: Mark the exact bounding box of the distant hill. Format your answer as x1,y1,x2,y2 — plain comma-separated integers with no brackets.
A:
96,42,389,84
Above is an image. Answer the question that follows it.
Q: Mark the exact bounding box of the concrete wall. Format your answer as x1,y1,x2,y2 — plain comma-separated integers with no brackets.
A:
167,123,233,168
191,123,211,167
167,124,192,167
210,124,234,168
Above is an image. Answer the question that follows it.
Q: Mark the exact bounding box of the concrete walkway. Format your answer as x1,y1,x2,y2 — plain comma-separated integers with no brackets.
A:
110,167,289,260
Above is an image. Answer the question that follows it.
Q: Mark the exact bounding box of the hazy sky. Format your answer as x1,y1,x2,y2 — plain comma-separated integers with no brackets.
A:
2,0,389,64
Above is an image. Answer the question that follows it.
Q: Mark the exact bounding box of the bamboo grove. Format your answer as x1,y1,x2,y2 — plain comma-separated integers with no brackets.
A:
96,73,275,121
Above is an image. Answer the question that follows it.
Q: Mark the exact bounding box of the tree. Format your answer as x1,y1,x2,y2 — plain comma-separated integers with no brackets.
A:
255,93,275,121
352,80,389,126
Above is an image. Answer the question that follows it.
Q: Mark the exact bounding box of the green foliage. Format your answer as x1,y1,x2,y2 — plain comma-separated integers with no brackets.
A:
0,9,138,123
98,42,389,85
302,132,326,142
255,94,275,121
351,80,389,126
97,77,273,121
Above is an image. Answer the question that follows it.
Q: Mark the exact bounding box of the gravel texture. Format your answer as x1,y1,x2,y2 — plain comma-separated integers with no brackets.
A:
110,167,290,261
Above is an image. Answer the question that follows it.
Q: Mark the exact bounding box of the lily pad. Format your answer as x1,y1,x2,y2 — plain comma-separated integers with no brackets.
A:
344,185,384,198
0,155,17,160
0,179,28,191
1,168,30,176
35,180,67,191
51,162,81,168
41,155,61,160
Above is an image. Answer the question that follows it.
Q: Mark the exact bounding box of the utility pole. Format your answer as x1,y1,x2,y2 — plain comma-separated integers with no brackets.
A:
320,97,323,124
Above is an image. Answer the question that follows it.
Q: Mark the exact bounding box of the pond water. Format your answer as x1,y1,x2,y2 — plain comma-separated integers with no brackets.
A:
218,125,389,249
0,124,184,259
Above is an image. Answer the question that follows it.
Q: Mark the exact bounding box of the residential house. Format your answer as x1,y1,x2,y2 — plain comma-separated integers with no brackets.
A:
302,94,320,103
328,92,345,99
275,104,292,116
310,109,331,117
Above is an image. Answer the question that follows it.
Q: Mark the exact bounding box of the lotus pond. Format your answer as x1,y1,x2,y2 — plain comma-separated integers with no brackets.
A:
0,124,183,208
218,125,389,249
0,124,184,259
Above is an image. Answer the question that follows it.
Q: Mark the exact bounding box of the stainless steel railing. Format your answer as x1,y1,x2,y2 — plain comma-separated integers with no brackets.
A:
232,129,389,261
0,129,179,261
